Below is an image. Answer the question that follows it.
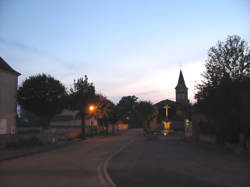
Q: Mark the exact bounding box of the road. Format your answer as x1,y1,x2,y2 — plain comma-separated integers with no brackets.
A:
109,134,250,187
0,129,140,187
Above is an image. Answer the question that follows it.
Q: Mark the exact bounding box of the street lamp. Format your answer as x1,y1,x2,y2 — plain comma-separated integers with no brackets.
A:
88,105,96,136
89,105,95,112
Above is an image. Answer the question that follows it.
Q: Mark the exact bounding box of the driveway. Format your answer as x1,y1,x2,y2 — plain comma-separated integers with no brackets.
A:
109,134,250,187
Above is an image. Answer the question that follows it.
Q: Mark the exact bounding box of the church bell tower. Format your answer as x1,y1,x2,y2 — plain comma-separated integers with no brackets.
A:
175,70,188,104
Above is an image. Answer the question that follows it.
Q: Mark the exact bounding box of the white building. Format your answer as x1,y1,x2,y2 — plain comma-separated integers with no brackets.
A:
0,57,20,135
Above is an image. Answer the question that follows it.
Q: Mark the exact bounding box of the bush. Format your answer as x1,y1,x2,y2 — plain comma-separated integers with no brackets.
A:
199,121,216,135
6,136,43,148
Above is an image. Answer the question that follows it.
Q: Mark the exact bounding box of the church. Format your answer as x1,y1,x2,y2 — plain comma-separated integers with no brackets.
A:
150,70,190,131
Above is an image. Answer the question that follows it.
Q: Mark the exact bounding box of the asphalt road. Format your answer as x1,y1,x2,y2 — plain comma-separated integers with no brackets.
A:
109,134,250,187
0,129,140,187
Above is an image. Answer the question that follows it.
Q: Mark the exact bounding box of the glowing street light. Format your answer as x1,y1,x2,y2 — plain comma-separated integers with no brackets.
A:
89,105,95,112
88,104,96,137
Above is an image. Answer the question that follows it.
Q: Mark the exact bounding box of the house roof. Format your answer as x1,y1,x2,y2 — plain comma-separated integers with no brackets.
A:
175,70,187,89
0,56,21,76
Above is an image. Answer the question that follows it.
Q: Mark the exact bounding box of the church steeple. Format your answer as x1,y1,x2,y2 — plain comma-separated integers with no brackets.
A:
175,70,188,104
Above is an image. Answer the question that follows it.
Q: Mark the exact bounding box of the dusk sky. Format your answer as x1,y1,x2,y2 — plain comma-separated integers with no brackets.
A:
1,0,249,103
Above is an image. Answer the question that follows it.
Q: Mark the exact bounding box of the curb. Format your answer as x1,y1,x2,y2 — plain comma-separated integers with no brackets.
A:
97,139,135,187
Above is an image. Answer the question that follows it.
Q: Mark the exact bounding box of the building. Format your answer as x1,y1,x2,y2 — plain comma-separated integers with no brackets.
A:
175,70,188,104
51,109,100,137
0,57,21,135
150,70,189,131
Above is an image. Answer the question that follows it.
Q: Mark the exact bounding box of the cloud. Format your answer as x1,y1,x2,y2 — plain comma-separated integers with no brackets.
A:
0,37,67,64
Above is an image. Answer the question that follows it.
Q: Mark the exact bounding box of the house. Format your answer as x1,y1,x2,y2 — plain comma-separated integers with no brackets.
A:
51,109,98,128
0,57,21,135
51,109,99,137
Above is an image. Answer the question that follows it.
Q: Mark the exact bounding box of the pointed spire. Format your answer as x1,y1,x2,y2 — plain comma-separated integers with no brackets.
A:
175,70,187,89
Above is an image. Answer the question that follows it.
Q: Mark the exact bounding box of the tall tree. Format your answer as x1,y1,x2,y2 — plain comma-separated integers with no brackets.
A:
195,35,250,145
197,35,250,91
117,95,138,124
68,75,95,139
133,101,155,132
17,74,66,128
94,94,114,133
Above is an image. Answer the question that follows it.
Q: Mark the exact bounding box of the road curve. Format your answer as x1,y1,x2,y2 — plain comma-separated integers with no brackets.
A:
0,129,141,187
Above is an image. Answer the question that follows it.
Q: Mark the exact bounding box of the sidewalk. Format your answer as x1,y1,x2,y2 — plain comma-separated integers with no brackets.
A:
0,132,124,162
0,140,78,162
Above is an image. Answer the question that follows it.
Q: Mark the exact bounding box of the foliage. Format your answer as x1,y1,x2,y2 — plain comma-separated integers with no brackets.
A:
116,95,138,124
195,35,250,144
133,101,155,131
17,74,66,128
93,94,118,134
17,107,43,127
6,136,43,148
68,75,95,138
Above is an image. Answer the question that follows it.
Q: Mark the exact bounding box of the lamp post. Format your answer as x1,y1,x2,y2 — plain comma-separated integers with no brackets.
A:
89,105,96,136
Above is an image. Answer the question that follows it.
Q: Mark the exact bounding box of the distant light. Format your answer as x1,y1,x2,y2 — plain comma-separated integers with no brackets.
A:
89,105,95,111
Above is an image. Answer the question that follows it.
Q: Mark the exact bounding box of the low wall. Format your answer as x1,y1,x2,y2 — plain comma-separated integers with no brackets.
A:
0,134,16,148
171,121,185,131
17,127,82,141
150,118,161,131
117,123,128,131
199,134,217,144
51,120,81,127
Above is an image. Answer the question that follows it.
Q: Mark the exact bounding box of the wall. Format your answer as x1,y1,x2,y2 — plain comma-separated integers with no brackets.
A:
117,123,128,131
0,70,18,134
150,118,161,131
51,120,81,127
171,121,185,131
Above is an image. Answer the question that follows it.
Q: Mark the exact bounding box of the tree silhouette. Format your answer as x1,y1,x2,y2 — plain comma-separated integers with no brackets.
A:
94,94,116,134
17,74,66,128
196,35,250,145
68,75,95,139
133,101,155,133
116,95,138,125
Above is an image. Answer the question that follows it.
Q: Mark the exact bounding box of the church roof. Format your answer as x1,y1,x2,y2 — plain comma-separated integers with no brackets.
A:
0,56,21,76
154,99,178,107
175,70,187,89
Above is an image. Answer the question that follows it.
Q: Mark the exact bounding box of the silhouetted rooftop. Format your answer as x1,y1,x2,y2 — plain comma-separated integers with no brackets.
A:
154,99,178,107
0,56,20,76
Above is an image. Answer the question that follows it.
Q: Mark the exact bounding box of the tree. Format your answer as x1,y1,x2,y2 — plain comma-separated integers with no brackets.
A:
17,74,66,128
133,101,155,133
68,75,95,139
94,94,114,134
116,95,138,125
195,35,250,146
197,35,250,91
18,107,42,126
